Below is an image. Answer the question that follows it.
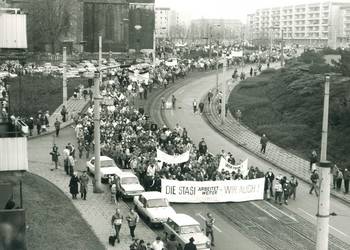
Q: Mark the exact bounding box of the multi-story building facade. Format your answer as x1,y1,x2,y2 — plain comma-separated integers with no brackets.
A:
246,1,350,48
189,18,242,44
155,7,170,39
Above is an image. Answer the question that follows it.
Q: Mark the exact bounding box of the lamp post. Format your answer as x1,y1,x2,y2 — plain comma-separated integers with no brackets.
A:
93,35,103,193
134,25,142,53
316,75,331,250
62,47,67,106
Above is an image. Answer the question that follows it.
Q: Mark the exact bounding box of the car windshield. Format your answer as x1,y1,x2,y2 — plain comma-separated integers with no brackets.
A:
180,225,201,234
101,160,115,168
146,198,169,208
121,177,139,185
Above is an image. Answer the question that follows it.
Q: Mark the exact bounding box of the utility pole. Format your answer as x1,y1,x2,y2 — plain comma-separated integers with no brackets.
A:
153,29,156,66
241,31,245,73
93,36,103,193
209,25,212,59
62,47,67,106
281,29,284,67
221,61,226,124
316,75,331,250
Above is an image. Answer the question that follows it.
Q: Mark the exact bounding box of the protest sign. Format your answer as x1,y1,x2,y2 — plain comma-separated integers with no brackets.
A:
218,158,249,177
156,149,190,164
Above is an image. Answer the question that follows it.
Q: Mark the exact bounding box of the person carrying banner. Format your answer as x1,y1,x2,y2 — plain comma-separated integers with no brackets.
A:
111,208,123,244
205,213,215,246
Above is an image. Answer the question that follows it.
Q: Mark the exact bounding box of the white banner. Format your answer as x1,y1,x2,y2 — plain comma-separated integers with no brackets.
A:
161,178,265,203
218,158,249,177
156,149,190,164
230,51,243,57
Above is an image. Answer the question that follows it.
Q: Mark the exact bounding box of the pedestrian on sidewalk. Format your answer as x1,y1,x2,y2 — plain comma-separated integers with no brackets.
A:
250,67,253,77
49,144,60,170
54,118,61,137
193,99,197,114
282,180,290,205
289,175,298,200
309,150,318,171
343,168,350,194
126,208,139,240
274,178,283,205
260,134,268,154
79,171,89,200
61,105,68,122
309,170,319,196
235,109,242,123
332,164,340,189
336,169,343,191
151,236,165,250
69,172,79,199
63,146,70,175
205,213,215,246
166,234,180,250
111,208,123,244
68,153,75,176
28,117,34,136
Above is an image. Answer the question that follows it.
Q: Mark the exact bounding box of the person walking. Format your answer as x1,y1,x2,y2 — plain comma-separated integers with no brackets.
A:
260,134,268,154
111,208,124,244
192,99,197,114
205,213,215,246
69,172,79,199
289,175,298,200
68,153,75,176
172,95,176,109
343,168,350,194
79,171,89,200
309,150,318,171
332,164,340,189
63,146,70,175
126,208,139,240
207,90,213,104
61,105,68,122
28,117,34,136
49,144,60,170
54,118,61,137
166,234,180,250
282,180,291,205
198,102,204,114
336,169,343,191
265,169,275,198
274,178,283,205
235,109,242,123
184,237,197,250
309,170,319,196
151,236,164,250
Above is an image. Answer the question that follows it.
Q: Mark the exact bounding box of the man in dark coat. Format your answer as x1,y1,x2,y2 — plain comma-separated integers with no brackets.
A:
184,237,197,250
50,144,60,170
54,118,61,137
79,171,90,200
260,134,268,154
69,172,79,199
27,117,34,136
265,169,275,198
198,138,207,155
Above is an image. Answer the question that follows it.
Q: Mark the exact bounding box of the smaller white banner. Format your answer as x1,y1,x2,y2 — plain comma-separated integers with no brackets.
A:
218,158,249,177
156,149,190,164
161,178,265,203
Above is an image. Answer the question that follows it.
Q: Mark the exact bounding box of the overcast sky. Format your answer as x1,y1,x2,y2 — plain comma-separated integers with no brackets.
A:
155,0,343,22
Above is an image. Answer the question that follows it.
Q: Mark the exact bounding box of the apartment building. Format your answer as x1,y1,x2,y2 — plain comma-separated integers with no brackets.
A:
246,1,350,48
155,7,170,39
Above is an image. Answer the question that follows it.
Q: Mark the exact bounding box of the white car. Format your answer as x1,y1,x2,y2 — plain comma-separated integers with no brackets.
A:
115,171,144,198
86,156,121,183
163,214,211,250
165,58,178,67
134,192,176,226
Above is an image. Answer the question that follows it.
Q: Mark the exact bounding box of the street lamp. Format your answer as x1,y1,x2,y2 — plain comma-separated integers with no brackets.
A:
134,25,142,53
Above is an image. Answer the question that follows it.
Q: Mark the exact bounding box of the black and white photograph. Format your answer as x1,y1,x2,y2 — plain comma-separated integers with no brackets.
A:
1,0,350,249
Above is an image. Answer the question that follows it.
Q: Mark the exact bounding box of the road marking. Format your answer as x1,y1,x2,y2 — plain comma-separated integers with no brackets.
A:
196,213,222,233
298,208,349,237
263,201,298,222
250,202,279,221
177,89,184,95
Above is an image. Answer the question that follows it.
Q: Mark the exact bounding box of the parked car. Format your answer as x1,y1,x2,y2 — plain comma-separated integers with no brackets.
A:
115,171,144,198
86,156,121,183
163,214,211,250
133,192,176,226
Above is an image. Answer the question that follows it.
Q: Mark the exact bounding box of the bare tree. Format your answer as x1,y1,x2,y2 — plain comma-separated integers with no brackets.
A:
27,0,71,53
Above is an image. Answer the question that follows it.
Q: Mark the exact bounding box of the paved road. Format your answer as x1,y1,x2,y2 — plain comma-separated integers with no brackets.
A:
152,65,350,249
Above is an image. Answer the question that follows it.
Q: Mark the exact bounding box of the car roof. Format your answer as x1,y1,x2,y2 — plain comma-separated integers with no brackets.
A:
118,171,137,178
90,156,113,161
168,213,199,226
141,191,166,200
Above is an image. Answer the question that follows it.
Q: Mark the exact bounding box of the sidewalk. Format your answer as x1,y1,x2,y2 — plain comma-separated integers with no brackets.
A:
28,94,91,140
204,76,350,205
28,126,157,250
